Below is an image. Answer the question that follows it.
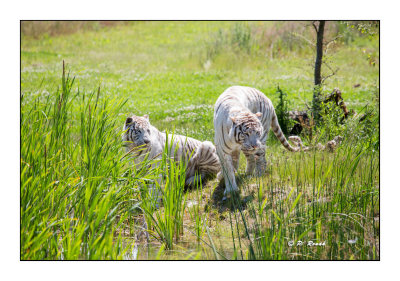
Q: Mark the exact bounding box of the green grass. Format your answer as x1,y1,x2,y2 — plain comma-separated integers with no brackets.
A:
141,133,189,250
21,21,379,260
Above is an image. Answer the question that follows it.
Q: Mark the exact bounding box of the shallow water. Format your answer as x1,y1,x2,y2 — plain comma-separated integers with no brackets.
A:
122,234,236,260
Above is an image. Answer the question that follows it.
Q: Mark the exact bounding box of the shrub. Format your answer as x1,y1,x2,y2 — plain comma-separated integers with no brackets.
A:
274,86,294,136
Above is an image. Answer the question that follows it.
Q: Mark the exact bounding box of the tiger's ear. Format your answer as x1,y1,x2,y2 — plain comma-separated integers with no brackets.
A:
143,114,149,120
125,117,133,124
255,112,262,119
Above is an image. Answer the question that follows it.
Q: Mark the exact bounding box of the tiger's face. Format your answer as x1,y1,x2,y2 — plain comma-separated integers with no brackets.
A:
123,115,151,148
230,112,264,154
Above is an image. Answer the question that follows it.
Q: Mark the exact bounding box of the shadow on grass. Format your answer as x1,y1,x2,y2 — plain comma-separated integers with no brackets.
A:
209,174,254,213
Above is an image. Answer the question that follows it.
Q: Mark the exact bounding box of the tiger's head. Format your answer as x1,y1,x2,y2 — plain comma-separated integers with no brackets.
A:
123,114,151,149
230,111,264,154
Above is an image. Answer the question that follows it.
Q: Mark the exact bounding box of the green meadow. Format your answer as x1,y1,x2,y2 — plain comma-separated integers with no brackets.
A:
21,21,379,260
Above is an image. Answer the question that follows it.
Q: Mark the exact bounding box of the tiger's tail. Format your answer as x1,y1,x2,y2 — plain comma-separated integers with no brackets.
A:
271,110,300,152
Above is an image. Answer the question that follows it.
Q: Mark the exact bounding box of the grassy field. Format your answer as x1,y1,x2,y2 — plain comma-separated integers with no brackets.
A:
20,21,379,260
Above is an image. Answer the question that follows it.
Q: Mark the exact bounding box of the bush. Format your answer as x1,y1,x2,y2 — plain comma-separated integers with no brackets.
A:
274,86,294,136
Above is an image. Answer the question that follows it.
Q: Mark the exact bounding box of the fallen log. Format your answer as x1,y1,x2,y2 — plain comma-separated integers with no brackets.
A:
288,135,344,152
323,88,349,119
288,110,310,135
288,88,350,135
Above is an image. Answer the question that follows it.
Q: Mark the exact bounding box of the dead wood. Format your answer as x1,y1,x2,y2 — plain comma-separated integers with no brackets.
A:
289,88,351,135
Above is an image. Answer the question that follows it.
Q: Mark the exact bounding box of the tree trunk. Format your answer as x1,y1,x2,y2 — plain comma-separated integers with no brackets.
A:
314,20,325,86
312,20,325,121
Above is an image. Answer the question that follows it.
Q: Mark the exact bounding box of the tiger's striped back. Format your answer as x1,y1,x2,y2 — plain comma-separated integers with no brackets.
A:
214,86,299,153
123,115,220,187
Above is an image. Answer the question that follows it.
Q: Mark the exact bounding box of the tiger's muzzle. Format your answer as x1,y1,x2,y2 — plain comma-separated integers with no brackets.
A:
241,145,260,153
241,144,265,158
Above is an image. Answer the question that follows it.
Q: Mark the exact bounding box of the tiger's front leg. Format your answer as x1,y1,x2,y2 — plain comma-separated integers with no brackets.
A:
218,151,238,195
254,134,269,176
254,147,267,176
243,151,256,175
231,149,240,172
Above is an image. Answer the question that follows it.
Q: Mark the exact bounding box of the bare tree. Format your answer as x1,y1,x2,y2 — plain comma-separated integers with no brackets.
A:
312,20,326,120
314,20,325,86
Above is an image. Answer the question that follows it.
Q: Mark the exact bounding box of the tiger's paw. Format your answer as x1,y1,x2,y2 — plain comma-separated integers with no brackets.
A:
223,186,240,201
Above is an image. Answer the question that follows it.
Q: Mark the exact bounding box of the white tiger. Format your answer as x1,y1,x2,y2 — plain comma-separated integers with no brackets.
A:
123,114,220,187
214,86,300,196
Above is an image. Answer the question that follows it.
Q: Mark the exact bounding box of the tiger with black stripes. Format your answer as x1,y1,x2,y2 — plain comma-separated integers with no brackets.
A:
123,114,220,187
214,86,301,196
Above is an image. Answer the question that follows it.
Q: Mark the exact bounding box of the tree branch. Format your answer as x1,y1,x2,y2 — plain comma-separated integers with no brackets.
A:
291,32,314,47
324,34,342,46
321,62,339,84
324,34,342,54
312,21,318,33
